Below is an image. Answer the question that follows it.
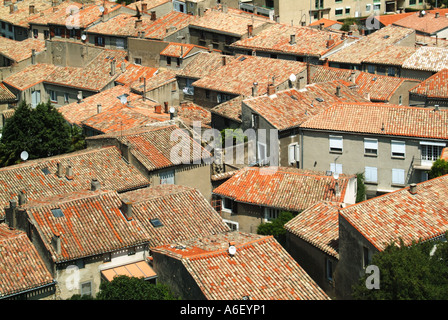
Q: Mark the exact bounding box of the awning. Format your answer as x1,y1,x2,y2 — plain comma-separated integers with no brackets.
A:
101,261,157,282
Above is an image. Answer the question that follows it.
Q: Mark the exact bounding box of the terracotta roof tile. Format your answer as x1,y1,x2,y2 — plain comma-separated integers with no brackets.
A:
152,231,330,300
0,38,45,63
159,43,206,58
309,18,343,28
0,224,54,298
177,52,236,79
213,167,354,212
115,64,158,86
0,0,54,28
0,83,16,102
300,102,448,139
242,80,368,131
284,201,342,259
231,24,344,58
374,12,414,26
130,69,177,93
3,63,57,91
176,101,211,128
192,55,307,96
402,46,448,72
393,11,448,35
144,11,197,40
0,146,150,220
210,95,244,123
363,45,417,66
340,174,448,251
410,68,448,98
327,26,415,65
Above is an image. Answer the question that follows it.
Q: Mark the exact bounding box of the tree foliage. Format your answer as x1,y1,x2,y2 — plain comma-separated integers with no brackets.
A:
356,173,367,203
428,158,448,179
352,237,448,300
0,100,86,167
95,275,179,300
257,211,295,246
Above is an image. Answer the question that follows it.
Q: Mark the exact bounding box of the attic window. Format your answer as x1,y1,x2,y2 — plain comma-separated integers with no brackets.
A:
290,95,298,100
383,35,390,39
315,97,324,102
150,218,163,228
51,208,64,218
238,56,247,61
41,167,51,175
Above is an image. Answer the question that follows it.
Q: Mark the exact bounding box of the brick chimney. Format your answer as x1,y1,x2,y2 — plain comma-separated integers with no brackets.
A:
164,102,169,113
267,83,276,96
247,24,253,38
141,3,147,13
154,105,162,114
150,10,156,21
409,183,417,195
9,3,14,13
289,34,296,45
222,55,226,66
29,4,35,14
18,190,27,206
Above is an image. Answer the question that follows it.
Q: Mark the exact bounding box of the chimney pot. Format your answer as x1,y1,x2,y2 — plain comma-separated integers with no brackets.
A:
97,104,102,114
336,86,341,97
56,162,63,178
110,60,116,76
121,199,133,220
247,24,253,37
18,190,27,205
155,105,162,114
52,234,61,255
267,83,276,96
135,19,142,28
409,183,417,195
150,10,156,21
252,82,258,96
290,34,296,45
436,12,440,18
164,102,169,113
222,56,226,66
141,3,147,13
66,165,74,179
29,4,34,14
91,178,101,191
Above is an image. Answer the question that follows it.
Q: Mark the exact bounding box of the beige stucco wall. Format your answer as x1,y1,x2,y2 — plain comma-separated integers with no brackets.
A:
301,129,444,195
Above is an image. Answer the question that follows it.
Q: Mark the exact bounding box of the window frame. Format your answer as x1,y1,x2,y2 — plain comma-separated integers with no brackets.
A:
364,138,378,156
49,90,57,103
364,166,378,183
392,168,405,186
391,140,405,158
329,135,343,153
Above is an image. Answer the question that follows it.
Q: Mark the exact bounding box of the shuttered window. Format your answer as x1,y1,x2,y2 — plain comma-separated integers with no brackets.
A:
391,140,405,158
365,166,377,183
329,135,343,153
392,168,405,185
364,138,378,155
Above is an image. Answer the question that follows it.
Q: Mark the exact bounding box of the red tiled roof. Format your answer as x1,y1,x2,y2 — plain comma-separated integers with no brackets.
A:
402,46,448,72
327,26,415,65
0,146,150,220
231,24,343,58
115,64,159,86
374,12,414,26
177,52,236,79
213,167,354,212
119,185,230,247
3,63,57,91
176,101,211,128
152,231,330,300
159,43,207,58
0,37,45,63
144,11,197,40
0,83,16,102
210,95,244,123
192,55,307,96
130,69,177,93
410,68,448,98
309,18,343,28
24,190,150,262
88,124,211,172
0,224,54,298
0,0,54,28
242,80,368,131
300,102,448,139
392,11,448,35
340,174,448,251
362,45,417,67
284,201,342,259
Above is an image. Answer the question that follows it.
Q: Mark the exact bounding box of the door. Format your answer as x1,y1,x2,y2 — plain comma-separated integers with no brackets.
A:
31,90,41,108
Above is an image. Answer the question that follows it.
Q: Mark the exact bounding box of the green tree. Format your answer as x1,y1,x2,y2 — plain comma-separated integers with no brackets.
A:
428,158,448,179
0,100,86,167
352,237,448,300
356,173,367,203
95,275,179,300
257,211,295,246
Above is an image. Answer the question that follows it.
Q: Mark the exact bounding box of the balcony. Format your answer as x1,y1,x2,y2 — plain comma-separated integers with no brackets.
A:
239,3,275,19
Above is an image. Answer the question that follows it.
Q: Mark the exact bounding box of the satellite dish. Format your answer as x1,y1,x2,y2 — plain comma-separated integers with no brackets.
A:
81,34,87,41
169,106,175,114
20,151,29,161
333,173,339,180
422,10,425,15
289,74,297,82
120,96,127,104
99,6,105,13
228,246,236,255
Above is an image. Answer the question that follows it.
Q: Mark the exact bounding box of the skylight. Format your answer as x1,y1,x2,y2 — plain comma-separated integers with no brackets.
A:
150,218,163,228
41,167,51,175
51,208,64,218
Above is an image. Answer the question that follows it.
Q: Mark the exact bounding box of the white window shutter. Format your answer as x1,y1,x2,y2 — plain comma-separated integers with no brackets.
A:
365,167,377,182
364,138,378,150
392,169,405,185
288,145,295,163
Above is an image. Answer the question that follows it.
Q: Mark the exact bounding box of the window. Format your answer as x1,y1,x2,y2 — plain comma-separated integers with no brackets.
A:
330,163,342,175
166,56,171,65
217,93,231,103
134,57,142,65
270,53,277,59
222,197,233,212
205,90,210,99
69,28,76,38
33,29,38,38
387,67,396,77
364,138,378,156
288,143,300,165
315,0,323,9
251,113,259,128
55,27,61,36
49,90,57,102
363,246,371,268
391,140,405,158
44,30,49,39
103,252,111,262
64,93,69,103
176,58,181,67
264,207,280,221
335,8,343,15
95,36,105,46
366,4,372,12
116,38,125,49
257,141,267,165
51,208,64,218
326,258,333,281
364,166,377,183
160,170,175,184
345,7,350,14
223,219,239,231
398,95,402,105
421,142,445,162
329,135,343,153
409,0,416,5
80,282,92,297
367,65,375,74
373,3,380,11
150,218,163,228
392,168,405,185
183,78,195,96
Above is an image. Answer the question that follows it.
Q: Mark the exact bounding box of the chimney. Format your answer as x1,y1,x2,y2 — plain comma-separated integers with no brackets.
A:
247,24,253,38
135,19,142,28
289,34,296,45
150,10,156,21
154,105,162,114
77,91,83,103
51,234,61,255
297,76,304,89
267,83,276,96
66,165,74,180
9,3,13,13
164,102,169,113
222,55,226,66
334,181,340,197
341,32,346,40
436,12,440,18
208,44,213,52
326,37,335,49
141,3,147,13
29,4,34,14
56,162,63,178
319,22,324,30
18,190,27,205
91,178,101,191
252,82,258,97
120,60,126,72
350,71,356,83
97,104,102,114
121,199,133,220
31,49,36,65
409,183,417,195
5,199,17,229
435,104,440,111
335,86,341,97
110,60,116,76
